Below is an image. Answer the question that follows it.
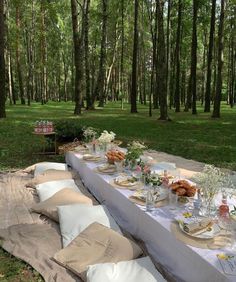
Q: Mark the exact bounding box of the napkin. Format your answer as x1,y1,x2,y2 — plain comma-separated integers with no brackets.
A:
183,218,213,235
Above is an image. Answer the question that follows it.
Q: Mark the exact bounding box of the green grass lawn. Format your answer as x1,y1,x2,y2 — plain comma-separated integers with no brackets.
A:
0,101,235,281
0,101,236,171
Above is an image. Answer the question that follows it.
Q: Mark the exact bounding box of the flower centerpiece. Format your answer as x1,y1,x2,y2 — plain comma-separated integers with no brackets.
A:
146,173,162,187
125,141,146,170
193,165,232,216
83,127,98,153
97,130,116,152
83,127,97,143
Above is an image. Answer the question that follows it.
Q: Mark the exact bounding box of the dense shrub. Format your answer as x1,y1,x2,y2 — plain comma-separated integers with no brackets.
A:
54,120,84,142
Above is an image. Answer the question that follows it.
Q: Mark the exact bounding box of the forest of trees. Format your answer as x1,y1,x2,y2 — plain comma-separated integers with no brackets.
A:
0,0,235,119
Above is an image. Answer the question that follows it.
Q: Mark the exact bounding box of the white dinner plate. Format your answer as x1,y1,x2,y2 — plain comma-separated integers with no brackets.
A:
178,221,221,239
132,190,167,202
114,176,138,187
96,164,117,175
83,154,102,162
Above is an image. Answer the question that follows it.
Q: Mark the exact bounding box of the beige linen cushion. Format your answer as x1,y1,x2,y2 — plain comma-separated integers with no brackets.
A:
53,222,143,279
26,169,75,188
31,188,93,222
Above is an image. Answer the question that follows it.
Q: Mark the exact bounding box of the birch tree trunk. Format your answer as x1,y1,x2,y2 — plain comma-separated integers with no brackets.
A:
16,4,25,105
0,0,6,118
130,0,138,113
95,0,108,108
204,0,216,112
156,0,168,120
71,0,83,115
212,0,225,118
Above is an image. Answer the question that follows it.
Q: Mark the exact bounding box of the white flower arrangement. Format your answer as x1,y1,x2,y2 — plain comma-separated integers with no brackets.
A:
193,165,223,215
98,130,116,144
193,164,235,214
126,141,147,164
194,165,235,197
193,165,223,196
128,141,146,151
83,127,97,142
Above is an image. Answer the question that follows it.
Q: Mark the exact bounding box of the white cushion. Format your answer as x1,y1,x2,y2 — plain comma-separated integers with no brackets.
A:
34,162,68,176
36,179,81,202
57,204,121,247
87,256,167,282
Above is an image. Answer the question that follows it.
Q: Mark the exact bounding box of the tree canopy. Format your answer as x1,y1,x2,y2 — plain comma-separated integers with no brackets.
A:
0,0,235,119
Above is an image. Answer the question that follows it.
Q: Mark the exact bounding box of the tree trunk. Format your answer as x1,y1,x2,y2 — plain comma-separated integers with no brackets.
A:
120,0,124,106
40,1,47,104
174,0,182,113
94,0,108,108
204,0,216,112
201,32,207,106
71,0,83,115
185,0,198,114
130,0,138,113
181,68,186,105
229,16,235,108
149,0,158,115
152,1,158,110
16,5,25,105
191,0,198,115
84,0,92,109
156,0,168,120
0,0,6,118
5,0,12,105
212,0,225,118
166,0,171,109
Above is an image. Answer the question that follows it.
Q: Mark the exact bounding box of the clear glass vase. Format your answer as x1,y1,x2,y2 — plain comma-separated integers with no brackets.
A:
200,195,217,217
128,159,138,171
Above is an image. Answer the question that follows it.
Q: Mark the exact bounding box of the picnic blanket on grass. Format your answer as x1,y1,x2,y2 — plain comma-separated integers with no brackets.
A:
0,171,82,282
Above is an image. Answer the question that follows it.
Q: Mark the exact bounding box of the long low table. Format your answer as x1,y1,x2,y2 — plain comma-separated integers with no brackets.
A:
66,151,234,282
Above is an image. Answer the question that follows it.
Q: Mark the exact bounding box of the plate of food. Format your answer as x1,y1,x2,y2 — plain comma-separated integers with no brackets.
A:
132,190,167,203
83,154,102,162
96,164,117,174
176,215,221,239
114,176,138,187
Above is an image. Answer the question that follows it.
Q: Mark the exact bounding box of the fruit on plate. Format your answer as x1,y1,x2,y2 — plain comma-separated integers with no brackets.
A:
106,150,126,164
169,179,197,197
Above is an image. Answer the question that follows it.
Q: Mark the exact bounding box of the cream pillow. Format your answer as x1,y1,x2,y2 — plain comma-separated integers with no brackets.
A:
87,256,166,282
26,169,75,188
36,179,80,202
57,204,121,247
53,222,143,279
31,188,93,222
34,162,68,176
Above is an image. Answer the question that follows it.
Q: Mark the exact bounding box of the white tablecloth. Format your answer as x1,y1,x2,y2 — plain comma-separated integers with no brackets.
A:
66,151,235,282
